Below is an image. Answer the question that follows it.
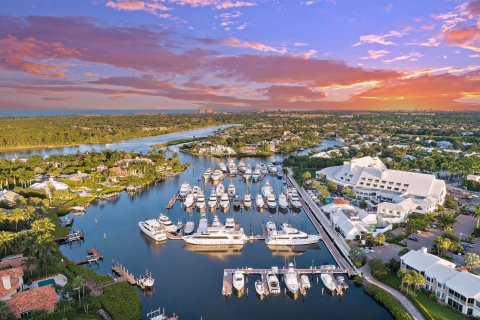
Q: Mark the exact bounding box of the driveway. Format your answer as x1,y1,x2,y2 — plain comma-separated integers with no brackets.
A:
400,229,443,251
454,214,477,241
367,243,404,262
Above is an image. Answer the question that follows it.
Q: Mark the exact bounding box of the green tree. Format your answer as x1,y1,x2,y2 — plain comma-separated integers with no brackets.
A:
73,275,86,303
30,218,55,235
464,253,480,270
0,231,15,257
0,300,15,320
349,247,367,268
302,171,311,181
375,233,386,246
9,208,26,232
435,236,451,255
397,268,408,292
474,205,480,228
436,212,456,232
411,270,425,292
325,179,337,191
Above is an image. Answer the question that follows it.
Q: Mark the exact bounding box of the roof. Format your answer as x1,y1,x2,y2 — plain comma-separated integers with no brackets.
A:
0,267,23,299
400,249,455,272
333,198,349,205
6,285,58,315
0,190,20,202
445,271,480,298
31,179,69,191
425,264,458,284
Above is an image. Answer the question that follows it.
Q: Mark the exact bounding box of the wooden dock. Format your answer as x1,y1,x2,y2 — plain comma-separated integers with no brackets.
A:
166,192,179,209
65,229,84,243
75,247,103,265
112,262,137,285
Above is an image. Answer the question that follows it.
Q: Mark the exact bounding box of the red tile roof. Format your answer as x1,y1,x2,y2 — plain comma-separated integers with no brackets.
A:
333,198,349,205
6,285,58,316
0,267,23,299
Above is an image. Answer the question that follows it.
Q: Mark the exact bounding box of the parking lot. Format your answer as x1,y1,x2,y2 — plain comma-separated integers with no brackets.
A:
454,214,477,241
366,243,404,263
400,229,443,251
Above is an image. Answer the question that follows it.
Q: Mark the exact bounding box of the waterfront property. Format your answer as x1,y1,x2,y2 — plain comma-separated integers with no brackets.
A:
400,247,480,317
319,156,447,225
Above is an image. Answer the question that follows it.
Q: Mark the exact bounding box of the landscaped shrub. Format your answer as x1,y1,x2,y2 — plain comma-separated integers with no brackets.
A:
99,283,141,320
364,284,413,320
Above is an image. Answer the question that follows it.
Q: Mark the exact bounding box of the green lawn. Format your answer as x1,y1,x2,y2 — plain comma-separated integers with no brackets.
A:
382,273,467,320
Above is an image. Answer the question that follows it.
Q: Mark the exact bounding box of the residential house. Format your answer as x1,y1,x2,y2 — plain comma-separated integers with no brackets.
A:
0,190,21,203
0,267,24,300
30,178,69,191
6,285,58,318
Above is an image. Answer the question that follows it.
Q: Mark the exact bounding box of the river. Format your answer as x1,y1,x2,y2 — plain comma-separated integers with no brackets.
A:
21,128,389,319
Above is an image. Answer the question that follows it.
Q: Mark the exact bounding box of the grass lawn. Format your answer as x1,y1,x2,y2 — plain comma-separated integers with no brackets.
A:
382,273,467,320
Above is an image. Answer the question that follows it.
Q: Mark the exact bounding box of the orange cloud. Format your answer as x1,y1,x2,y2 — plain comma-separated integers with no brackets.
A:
353,29,409,46
199,37,286,54
443,25,480,52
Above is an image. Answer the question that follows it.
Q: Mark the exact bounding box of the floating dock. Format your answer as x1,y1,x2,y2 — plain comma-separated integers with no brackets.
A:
65,229,84,243
112,262,137,285
75,248,103,265
166,192,179,209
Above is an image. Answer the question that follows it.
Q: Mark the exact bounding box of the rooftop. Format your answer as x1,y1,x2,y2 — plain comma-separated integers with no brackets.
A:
6,285,58,315
0,267,23,299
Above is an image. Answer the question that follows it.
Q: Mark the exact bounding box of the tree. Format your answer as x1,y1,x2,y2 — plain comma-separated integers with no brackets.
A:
436,212,456,232
30,218,55,235
411,270,425,292
315,185,330,199
325,179,337,192
397,268,408,292
435,236,451,255
444,194,457,209
349,247,367,268
0,300,15,320
375,233,386,246
9,208,26,232
73,275,86,303
474,205,480,228
0,231,15,257
302,171,311,181
464,253,480,270
359,200,368,209
402,271,414,295
369,259,389,280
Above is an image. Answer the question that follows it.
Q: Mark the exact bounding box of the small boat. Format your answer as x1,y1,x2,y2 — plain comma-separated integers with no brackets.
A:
137,271,154,289
278,193,288,209
146,308,168,320
321,273,336,292
184,193,195,208
233,195,241,208
267,193,276,209
284,263,299,296
196,191,206,209
267,163,278,173
219,162,227,172
159,214,178,233
184,221,195,235
255,194,264,208
243,192,252,208
244,166,252,181
252,169,261,182
232,270,245,293
259,163,268,174
219,193,230,209
238,161,247,173
267,272,280,295
255,280,265,296
203,168,213,180
179,182,191,198
301,275,311,289
336,275,348,290
227,184,236,197
176,220,183,231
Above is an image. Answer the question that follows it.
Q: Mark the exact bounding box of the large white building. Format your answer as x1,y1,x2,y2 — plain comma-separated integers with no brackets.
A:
401,248,480,317
319,156,446,225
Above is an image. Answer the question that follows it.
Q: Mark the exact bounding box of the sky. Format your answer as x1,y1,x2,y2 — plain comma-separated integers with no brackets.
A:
0,0,479,111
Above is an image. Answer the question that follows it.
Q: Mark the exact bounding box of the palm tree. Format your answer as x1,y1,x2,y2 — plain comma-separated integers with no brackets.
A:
0,210,8,224
411,270,425,292
24,206,36,223
397,268,408,291
72,275,86,303
474,205,480,229
9,209,26,232
30,218,55,235
402,272,414,295
0,231,15,257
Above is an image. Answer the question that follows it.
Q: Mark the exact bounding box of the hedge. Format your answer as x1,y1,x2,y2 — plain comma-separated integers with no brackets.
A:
99,283,141,320
364,284,413,320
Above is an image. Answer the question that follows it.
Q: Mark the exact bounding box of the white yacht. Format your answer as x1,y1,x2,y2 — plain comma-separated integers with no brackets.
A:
262,181,273,198
284,263,299,296
137,272,154,289
197,216,208,233
266,272,280,295
255,280,265,296
265,222,320,246
243,192,252,208
227,159,237,175
208,190,217,209
301,275,311,289
196,191,205,210
179,183,191,198
139,218,167,242
244,166,252,181
290,192,302,209
184,221,195,235
211,169,223,182
232,270,245,294
238,161,246,173
255,194,264,208
203,168,213,180
278,193,288,209
184,193,195,208
321,274,337,292
216,183,225,196
252,168,261,182
182,217,247,246
267,163,278,173
227,184,236,197
219,193,230,210
259,163,268,174
218,162,227,172
191,186,201,199
267,193,276,209
159,214,178,233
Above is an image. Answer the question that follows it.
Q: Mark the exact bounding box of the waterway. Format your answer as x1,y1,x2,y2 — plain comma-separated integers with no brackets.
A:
45,132,392,319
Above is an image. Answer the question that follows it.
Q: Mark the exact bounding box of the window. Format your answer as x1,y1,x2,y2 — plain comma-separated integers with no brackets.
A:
467,298,474,304
476,301,480,308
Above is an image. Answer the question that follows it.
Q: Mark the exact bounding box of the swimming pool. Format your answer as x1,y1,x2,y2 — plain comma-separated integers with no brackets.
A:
37,278,56,287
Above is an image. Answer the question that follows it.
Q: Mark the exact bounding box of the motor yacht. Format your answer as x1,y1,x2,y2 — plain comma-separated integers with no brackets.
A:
301,275,311,289
321,274,337,292
184,221,195,235
137,272,154,289
227,184,236,197
184,193,195,208
218,162,227,172
159,214,178,233
232,270,245,294
267,163,278,173
284,263,299,296
197,217,208,233
203,168,213,180
227,159,237,175
191,186,201,199
211,169,223,182
182,216,247,246
244,166,252,181
255,194,264,208
196,191,205,210
243,192,252,208
238,161,246,173
251,168,261,182
219,193,230,209
139,218,167,242
265,222,320,246
290,193,302,209
278,193,288,209
255,280,265,296
207,191,217,209
216,183,225,196
176,220,183,231
261,181,273,198
233,195,241,208
259,163,268,175
179,182,191,198
267,193,277,209
266,272,280,295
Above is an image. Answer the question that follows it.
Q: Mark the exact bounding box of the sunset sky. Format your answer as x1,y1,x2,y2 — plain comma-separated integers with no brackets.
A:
1,0,479,111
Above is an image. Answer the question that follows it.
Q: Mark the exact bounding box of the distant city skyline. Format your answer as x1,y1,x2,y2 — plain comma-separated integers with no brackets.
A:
0,0,479,110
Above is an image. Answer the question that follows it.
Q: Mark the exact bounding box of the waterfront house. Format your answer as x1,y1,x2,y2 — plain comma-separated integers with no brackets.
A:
0,267,24,301
6,285,58,318
400,248,480,317
0,189,21,203
30,178,69,191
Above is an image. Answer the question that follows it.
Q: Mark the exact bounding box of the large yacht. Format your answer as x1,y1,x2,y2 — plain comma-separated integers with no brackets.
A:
243,191,252,208
238,161,246,173
218,162,227,172
208,189,217,209
232,270,245,294
262,181,273,198
265,222,320,246
244,166,252,181
182,217,247,246
139,218,167,242
278,193,288,209
227,159,237,175
284,263,299,296
267,163,278,174
216,183,225,195
255,194,264,208
321,274,337,292
196,191,205,210
252,168,261,182
267,272,280,295
203,168,213,180
159,214,178,233
179,183,191,198
184,193,195,208
191,186,201,199
227,184,236,197
267,193,277,209
290,191,302,209
219,193,230,210
211,169,223,182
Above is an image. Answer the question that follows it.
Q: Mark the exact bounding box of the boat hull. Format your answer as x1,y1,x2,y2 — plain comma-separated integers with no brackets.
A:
265,235,320,246
139,222,167,242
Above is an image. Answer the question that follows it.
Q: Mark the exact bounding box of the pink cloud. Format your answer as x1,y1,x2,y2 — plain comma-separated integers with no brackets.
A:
199,37,286,54
360,49,390,60
383,52,422,63
353,29,409,46
168,0,256,9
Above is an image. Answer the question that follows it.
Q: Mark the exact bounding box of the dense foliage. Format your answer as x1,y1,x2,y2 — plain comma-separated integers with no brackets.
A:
364,284,413,320
98,283,141,320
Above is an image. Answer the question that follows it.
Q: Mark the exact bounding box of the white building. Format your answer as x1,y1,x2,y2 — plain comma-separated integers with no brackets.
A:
400,248,480,317
0,190,21,203
30,178,69,191
467,175,480,182
319,156,446,225
198,144,236,155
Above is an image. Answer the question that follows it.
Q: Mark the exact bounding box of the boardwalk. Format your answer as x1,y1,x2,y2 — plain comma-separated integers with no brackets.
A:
112,262,136,285
285,168,358,277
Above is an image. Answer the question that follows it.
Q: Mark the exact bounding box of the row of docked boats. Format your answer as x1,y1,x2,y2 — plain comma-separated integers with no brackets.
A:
203,160,280,183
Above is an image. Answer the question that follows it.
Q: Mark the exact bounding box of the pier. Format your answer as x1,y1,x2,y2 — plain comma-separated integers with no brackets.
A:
112,262,137,285
64,229,84,243
74,248,103,265
166,192,179,209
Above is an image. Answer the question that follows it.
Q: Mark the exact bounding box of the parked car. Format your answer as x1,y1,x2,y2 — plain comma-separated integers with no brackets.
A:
407,236,418,241
461,242,474,248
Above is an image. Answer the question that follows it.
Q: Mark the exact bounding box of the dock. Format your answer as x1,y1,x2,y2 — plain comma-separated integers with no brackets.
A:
166,192,179,209
65,229,84,243
74,248,103,265
112,262,137,285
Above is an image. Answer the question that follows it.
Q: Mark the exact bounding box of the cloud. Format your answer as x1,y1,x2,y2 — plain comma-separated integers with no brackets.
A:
353,29,409,46
198,37,286,54
360,49,390,60
420,24,435,30
168,0,256,9
106,0,170,15
383,52,422,63
265,85,326,102
443,25,480,52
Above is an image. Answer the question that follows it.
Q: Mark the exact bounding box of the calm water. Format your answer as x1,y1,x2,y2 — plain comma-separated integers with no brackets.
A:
0,109,198,117
57,139,391,319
